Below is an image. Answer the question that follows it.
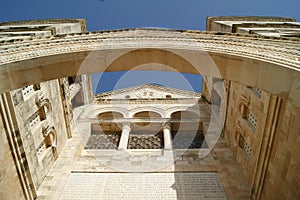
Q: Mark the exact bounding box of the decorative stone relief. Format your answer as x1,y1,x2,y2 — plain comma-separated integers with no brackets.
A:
42,125,58,160
36,98,52,113
135,89,155,98
238,94,250,117
0,29,299,69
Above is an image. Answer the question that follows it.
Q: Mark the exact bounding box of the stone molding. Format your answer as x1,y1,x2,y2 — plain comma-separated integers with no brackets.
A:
162,122,171,130
0,19,84,26
94,98,200,104
0,28,300,106
95,83,201,99
0,29,299,68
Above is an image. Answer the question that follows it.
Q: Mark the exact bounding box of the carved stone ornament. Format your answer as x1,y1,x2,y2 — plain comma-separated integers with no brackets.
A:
135,89,154,98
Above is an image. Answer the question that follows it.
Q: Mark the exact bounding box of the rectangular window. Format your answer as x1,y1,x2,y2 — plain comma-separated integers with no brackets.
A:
238,135,252,159
248,86,262,98
243,141,252,159
22,84,40,101
28,111,40,129
252,88,262,97
247,110,258,130
36,142,46,157
22,85,34,100
28,107,47,129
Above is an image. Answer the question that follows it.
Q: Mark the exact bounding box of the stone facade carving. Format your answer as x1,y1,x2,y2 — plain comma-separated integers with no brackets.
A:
238,94,250,116
42,125,58,160
36,97,52,112
0,29,299,68
76,84,211,153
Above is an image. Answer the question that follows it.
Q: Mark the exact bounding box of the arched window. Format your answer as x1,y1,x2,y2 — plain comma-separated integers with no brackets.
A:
133,111,162,127
133,111,161,119
170,111,200,120
97,111,124,120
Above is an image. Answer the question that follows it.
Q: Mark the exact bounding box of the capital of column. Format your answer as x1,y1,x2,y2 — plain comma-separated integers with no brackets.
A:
122,122,131,132
162,122,171,130
162,122,172,150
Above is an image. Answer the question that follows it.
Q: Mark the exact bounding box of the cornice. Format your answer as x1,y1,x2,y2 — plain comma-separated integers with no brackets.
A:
0,19,85,26
93,98,201,105
95,84,201,99
0,28,299,70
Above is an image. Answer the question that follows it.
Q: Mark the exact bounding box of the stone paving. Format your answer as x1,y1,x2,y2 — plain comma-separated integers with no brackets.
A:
36,124,251,200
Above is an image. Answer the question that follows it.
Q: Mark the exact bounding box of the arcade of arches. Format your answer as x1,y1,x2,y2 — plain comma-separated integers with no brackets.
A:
0,17,300,200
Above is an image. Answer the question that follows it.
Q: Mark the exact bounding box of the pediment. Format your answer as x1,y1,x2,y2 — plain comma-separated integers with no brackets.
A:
95,84,200,100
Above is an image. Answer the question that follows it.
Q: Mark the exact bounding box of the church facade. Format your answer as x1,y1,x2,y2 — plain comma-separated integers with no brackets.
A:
77,84,210,150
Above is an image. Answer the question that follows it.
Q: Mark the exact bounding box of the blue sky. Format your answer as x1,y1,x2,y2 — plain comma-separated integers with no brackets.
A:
92,71,203,94
1,0,299,31
1,0,299,93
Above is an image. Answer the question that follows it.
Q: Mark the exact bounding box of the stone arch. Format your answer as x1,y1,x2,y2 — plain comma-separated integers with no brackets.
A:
132,111,162,119
131,110,163,128
86,107,128,118
0,29,299,106
167,107,203,133
165,106,200,118
170,110,200,120
129,107,165,118
97,111,124,120
105,48,198,73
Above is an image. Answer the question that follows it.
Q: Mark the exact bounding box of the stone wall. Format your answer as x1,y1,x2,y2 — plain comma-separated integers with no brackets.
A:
224,81,271,185
223,81,300,199
81,74,94,105
0,113,25,200
12,79,68,189
206,15,300,200
260,100,300,200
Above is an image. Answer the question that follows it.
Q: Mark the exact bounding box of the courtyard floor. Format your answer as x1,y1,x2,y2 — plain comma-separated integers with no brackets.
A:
36,123,251,200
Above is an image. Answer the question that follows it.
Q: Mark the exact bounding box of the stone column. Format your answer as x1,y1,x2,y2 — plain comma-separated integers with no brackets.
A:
163,123,172,150
118,123,131,150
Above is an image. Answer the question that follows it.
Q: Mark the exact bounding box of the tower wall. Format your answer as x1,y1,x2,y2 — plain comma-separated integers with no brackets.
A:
260,100,300,199
0,113,26,200
205,16,300,200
